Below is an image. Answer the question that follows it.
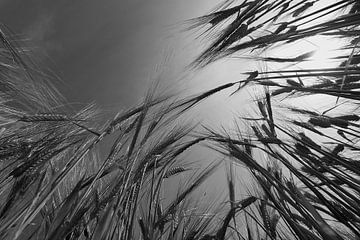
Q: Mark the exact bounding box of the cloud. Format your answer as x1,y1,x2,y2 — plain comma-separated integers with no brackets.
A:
24,11,62,53
26,11,52,40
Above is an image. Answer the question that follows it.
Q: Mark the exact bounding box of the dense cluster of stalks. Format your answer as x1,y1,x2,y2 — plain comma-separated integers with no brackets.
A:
1,0,360,239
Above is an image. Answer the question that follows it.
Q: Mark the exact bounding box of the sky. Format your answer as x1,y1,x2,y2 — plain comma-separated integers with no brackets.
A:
0,0,343,117
0,0,226,108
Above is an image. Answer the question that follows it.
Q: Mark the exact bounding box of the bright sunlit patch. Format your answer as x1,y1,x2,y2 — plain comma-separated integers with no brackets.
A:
265,34,347,71
301,35,346,69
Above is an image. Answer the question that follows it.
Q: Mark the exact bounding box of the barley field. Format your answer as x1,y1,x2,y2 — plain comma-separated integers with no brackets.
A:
0,1,360,239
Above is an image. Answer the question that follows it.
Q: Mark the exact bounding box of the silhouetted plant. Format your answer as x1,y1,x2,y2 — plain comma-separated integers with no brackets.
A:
1,1,360,239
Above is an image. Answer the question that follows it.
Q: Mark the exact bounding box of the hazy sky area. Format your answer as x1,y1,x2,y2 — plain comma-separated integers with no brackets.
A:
0,0,225,108
0,0,343,115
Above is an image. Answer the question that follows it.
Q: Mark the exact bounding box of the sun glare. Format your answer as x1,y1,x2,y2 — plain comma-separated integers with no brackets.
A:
305,35,346,69
265,34,347,71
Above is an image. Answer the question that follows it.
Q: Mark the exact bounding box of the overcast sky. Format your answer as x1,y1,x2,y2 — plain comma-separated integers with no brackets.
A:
0,0,227,108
